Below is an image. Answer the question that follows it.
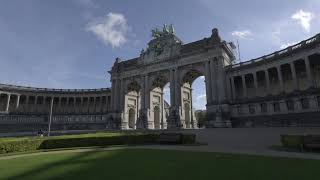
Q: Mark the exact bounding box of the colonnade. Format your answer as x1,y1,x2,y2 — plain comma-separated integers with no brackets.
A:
0,92,111,115
229,55,319,100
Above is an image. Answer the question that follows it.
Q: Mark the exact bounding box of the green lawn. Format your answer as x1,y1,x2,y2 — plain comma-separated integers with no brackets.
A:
0,149,319,180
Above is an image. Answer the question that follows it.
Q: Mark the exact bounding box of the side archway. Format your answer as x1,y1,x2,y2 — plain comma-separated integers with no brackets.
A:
124,80,141,129
180,68,206,128
149,74,170,129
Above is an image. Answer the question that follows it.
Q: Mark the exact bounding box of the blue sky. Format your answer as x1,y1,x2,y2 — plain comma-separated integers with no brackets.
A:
0,0,320,109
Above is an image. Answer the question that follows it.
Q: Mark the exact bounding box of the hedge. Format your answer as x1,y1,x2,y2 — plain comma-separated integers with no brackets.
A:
280,134,304,149
0,133,196,154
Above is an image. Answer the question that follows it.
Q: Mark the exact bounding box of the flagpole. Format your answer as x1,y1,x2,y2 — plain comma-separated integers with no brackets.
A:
48,97,54,137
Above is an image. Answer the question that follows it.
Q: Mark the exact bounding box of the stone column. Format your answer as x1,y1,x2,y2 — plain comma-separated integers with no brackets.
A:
6,94,11,112
168,68,180,129
216,57,227,103
111,80,115,111
265,69,270,92
277,66,284,92
174,68,181,107
252,72,258,97
26,96,30,113
304,56,314,88
252,72,258,89
114,79,119,111
16,95,20,109
169,69,175,106
139,76,145,110
210,59,217,103
225,74,232,101
139,74,150,129
144,75,150,109
99,96,103,113
241,75,247,98
290,62,298,90
279,100,287,113
119,79,124,110
230,76,236,100
205,61,212,104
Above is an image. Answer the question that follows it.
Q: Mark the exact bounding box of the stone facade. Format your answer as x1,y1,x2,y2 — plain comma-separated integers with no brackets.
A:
1,25,320,132
110,27,234,129
110,26,320,129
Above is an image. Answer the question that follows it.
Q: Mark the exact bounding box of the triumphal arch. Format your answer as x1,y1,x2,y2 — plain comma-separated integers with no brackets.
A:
109,25,235,129
1,25,320,132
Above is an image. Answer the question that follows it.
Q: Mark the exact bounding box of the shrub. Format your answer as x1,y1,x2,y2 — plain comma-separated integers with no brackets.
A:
0,139,43,154
158,133,196,144
181,134,196,144
0,133,196,154
40,134,160,149
280,134,304,149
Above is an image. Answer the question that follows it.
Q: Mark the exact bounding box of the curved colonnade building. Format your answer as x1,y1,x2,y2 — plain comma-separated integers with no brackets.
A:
0,84,113,132
1,26,320,132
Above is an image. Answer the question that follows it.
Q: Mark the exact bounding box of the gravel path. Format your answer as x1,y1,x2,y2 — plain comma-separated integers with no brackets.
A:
0,127,319,160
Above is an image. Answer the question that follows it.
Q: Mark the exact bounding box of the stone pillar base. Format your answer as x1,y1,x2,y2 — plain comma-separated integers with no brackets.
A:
167,106,182,129
206,104,232,128
109,112,124,130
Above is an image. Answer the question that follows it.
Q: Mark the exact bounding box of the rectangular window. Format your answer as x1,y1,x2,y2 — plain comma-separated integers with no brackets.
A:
286,100,294,111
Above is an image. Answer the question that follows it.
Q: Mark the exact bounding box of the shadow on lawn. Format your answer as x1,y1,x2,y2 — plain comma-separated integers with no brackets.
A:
6,148,320,180
6,149,185,180
6,148,122,180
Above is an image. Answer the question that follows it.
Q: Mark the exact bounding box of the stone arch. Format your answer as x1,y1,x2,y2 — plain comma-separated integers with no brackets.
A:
149,74,169,129
181,68,204,85
127,80,141,93
124,80,141,129
179,68,204,129
151,74,169,89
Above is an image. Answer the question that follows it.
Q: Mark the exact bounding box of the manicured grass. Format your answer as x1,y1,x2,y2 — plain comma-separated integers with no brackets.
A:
0,149,319,180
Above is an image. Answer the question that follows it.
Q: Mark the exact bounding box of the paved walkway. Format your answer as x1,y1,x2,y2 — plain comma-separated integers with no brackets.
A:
0,127,320,160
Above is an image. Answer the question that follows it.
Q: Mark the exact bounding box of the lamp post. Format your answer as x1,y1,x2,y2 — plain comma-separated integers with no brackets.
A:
48,97,54,137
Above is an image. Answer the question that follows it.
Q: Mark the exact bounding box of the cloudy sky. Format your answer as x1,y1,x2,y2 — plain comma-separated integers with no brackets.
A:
0,0,320,109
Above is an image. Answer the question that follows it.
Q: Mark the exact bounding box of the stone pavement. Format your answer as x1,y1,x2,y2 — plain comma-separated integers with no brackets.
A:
0,127,319,160
152,127,320,159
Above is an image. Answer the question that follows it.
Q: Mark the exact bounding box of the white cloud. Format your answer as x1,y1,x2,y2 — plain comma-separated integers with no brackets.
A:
231,30,253,39
280,42,297,49
196,94,206,101
193,94,206,110
291,10,314,32
86,12,129,48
